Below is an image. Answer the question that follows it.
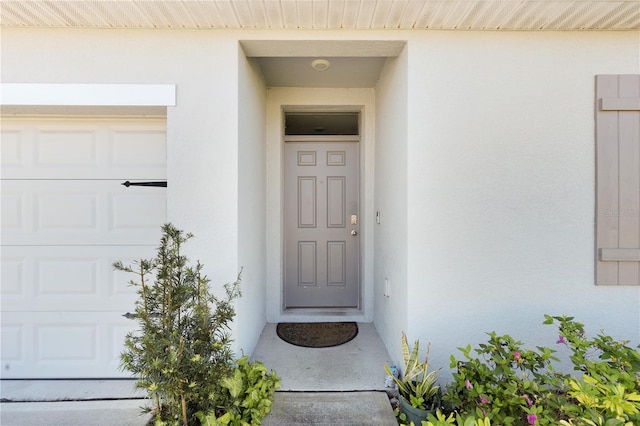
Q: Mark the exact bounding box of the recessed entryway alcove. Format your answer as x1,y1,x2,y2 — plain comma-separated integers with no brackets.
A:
239,39,406,325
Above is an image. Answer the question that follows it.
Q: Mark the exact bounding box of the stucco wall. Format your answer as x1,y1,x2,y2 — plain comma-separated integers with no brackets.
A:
2,27,639,376
405,31,640,376
0,27,249,353
373,47,410,361
236,50,268,355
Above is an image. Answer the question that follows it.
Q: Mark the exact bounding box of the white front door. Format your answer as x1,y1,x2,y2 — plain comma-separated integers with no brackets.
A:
283,141,360,308
1,117,166,378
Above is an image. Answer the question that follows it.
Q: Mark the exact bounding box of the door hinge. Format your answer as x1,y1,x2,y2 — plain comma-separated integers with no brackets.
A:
122,181,167,188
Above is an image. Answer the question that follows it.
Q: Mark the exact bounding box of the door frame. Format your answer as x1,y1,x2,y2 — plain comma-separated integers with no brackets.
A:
283,137,361,309
265,88,375,323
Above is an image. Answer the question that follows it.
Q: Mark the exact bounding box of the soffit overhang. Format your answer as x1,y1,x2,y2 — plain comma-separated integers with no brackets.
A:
0,0,638,31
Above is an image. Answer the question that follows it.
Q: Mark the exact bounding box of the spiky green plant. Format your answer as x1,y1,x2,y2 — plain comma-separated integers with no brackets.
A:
385,332,441,410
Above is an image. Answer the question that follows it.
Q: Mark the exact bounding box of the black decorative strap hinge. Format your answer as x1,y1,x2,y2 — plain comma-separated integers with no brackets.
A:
122,181,167,188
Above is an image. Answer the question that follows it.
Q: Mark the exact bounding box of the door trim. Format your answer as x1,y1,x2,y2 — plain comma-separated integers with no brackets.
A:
265,88,375,323
284,135,361,143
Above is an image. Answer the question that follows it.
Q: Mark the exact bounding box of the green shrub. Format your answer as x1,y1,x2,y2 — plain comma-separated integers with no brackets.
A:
548,315,640,425
442,331,567,425
115,224,242,426
442,316,640,426
424,410,493,425
196,356,281,425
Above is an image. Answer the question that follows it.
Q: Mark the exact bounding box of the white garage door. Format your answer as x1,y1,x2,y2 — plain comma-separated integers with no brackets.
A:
1,117,166,378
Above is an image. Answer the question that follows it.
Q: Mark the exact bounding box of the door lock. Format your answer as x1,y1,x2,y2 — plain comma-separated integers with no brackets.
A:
351,230,358,236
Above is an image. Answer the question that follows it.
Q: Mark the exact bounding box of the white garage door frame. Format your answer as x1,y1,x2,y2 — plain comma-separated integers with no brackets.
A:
1,83,176,107
1,83,175,379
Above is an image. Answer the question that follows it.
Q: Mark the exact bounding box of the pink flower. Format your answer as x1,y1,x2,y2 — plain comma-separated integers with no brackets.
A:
556,335,565,344
465,380,473,389
514,351,521,361
527,414,538,425
479,395,489,404
524,396,533,406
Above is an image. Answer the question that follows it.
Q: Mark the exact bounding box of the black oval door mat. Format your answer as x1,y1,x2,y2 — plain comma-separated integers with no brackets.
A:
276,322,358,348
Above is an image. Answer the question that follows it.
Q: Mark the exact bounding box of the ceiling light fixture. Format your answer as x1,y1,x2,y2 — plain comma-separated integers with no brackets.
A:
311,59,331,71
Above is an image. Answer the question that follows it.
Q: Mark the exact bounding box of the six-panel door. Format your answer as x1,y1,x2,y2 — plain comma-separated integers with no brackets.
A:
284,141,360,308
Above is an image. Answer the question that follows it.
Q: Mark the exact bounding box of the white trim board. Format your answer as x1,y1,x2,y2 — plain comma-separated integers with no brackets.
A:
0,84,176,106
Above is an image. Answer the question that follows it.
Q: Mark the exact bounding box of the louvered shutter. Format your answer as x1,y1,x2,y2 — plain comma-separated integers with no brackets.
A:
596,75,640,285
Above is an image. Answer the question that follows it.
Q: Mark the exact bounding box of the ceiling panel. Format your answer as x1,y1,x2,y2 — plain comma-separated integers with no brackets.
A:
370,0,393,29
327,0,344,29
399,1,426,29
341,0,360,29
257,57,388,88
312,0,328,29
356,0,377,28
0,1,638,30
232,1,254,29
262,1,282,29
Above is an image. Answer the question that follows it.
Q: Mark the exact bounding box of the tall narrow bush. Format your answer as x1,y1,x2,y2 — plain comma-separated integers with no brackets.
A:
114,224,241,425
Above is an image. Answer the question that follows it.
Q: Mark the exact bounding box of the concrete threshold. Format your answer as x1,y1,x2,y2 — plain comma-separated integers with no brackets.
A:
263,391,397,426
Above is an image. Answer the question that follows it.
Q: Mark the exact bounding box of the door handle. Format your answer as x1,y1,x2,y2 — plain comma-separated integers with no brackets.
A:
351,230,358,236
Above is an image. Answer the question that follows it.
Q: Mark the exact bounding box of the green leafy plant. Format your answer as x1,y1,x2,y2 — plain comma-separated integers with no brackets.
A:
385,332,441,411
196,356,281,426
425,410,493,426
443,331,567,425
115,224,242,426
442,316,640,426
546,315,640,425
394,409,493,426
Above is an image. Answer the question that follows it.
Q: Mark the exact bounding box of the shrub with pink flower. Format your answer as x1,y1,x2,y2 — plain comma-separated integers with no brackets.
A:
440,315,640,426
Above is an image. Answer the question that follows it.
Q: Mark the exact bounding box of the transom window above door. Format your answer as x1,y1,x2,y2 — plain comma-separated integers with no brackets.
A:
285,112,359,136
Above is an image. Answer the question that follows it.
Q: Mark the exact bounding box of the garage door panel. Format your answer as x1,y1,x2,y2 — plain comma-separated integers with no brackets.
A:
111,192,166,231
1,118,166,180
0,129,22,167
1,257,24,296
2,180,165,245
0,191,23,229
1,246,156,312
37,323,98,361
38,191,98,230
37,128,98,167
112,128,166,167
2,313,137,378
37,257,99,296
1,116,165,378
1,324,24,364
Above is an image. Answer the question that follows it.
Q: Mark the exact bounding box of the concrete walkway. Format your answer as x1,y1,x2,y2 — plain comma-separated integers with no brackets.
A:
250,323,394,392
1,399,151,426
1,392,397,426
1,323,397,425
